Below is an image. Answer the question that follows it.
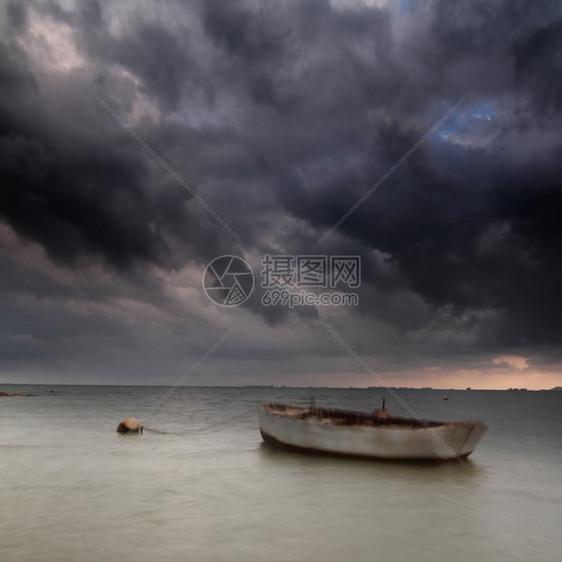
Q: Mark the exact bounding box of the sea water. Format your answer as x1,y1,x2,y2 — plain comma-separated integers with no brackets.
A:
1,385,560,561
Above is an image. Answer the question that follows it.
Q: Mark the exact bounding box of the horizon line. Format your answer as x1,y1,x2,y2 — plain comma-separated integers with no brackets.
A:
1,382,559,392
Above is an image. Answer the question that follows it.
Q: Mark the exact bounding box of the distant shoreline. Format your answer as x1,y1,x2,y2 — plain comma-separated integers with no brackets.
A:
1,382,561,392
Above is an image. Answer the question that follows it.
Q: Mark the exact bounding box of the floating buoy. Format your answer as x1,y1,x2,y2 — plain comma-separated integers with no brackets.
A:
117,417,143,434
443,395,449,401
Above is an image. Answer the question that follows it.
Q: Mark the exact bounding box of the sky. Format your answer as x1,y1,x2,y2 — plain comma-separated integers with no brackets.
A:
1,0,562,390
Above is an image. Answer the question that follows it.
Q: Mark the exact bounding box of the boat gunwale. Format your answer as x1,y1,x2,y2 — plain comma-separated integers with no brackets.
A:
260,402,485,430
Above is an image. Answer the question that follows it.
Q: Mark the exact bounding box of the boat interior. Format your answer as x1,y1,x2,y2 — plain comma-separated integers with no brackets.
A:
262,403,446,428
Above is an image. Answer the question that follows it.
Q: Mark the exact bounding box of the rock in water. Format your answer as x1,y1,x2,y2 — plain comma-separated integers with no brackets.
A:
117,417,143,434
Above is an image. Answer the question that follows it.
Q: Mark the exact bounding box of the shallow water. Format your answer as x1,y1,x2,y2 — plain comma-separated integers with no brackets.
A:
1,386,560,561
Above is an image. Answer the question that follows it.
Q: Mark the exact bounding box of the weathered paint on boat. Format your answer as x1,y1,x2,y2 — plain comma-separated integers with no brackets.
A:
257,403,487,461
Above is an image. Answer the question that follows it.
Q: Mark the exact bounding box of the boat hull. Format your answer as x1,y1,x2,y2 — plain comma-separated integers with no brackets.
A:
258,404,487,461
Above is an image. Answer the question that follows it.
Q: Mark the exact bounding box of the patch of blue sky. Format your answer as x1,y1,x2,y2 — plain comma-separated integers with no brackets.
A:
179,114,206,129
398,0,416,17
428,99,501,182
432,98,497,144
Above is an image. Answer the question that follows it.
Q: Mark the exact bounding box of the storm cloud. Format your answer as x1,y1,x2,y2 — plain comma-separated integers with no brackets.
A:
1,0,562,387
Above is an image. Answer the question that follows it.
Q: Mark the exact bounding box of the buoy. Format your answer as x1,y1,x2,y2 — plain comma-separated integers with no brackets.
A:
117,417,143,434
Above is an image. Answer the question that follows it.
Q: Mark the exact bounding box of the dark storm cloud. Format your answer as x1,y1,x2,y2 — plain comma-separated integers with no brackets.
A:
286,112,562,348
515,20,562,113
0,124,168,269
255,0,562,350
0,15,236,270
1,0,562,380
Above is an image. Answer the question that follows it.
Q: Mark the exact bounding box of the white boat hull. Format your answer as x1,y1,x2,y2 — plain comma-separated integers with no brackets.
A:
258,404,487,461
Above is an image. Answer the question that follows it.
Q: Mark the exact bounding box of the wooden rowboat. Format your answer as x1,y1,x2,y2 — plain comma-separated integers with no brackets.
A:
257,402,487,461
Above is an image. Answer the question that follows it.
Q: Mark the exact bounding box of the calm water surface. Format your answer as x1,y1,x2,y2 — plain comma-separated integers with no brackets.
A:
1,386,560,561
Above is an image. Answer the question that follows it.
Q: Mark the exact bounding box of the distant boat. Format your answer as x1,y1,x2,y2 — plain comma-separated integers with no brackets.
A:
257,402,487,461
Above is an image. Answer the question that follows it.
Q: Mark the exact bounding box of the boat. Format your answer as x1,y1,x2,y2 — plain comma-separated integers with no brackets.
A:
257,401,487,461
